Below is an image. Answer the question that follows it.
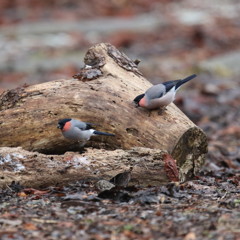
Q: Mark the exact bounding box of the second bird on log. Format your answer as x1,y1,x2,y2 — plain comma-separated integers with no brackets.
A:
133,74,197,111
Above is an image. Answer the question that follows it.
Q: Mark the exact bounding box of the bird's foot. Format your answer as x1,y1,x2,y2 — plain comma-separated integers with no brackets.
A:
79,148,86,154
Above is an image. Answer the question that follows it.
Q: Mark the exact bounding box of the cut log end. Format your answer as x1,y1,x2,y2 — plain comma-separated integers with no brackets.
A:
172,126,208,181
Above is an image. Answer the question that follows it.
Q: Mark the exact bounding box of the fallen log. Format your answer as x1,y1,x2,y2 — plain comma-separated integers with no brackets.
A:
0,43,207,183
0,147,173,188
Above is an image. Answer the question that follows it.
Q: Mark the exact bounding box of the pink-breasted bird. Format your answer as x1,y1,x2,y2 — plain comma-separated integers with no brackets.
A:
133,74,197,110
57,118,115,147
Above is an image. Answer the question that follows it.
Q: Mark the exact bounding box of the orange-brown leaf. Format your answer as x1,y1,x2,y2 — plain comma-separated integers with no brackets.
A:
163,153,179,182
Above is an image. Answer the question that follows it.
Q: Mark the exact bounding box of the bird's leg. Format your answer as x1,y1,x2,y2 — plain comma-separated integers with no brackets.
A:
158,107,167,115
78,141,86,147
148,110,152,117
78,141,86,154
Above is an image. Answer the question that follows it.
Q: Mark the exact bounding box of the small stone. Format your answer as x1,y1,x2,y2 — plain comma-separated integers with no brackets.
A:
95,180,115,191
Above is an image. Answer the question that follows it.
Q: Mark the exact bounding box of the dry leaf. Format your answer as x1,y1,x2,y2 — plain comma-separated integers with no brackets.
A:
18,192,27,197
23,223,37,231
184,232,196,240
163,153,179,182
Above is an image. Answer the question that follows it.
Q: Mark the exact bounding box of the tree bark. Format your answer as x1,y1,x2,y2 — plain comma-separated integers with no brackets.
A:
0,43,207,182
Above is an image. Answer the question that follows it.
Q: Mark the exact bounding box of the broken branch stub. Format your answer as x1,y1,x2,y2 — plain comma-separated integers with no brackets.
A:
0,43,207,181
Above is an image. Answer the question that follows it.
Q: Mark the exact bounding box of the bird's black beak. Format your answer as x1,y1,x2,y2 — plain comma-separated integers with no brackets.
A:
133,101,139,108
57,124,61,129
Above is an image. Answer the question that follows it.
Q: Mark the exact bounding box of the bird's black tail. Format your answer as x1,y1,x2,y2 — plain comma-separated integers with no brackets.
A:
176,74,197,89
93,131,115,136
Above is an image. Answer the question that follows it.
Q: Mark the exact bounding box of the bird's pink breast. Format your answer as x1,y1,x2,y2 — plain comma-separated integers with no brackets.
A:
139,97,146,107
63,121,71,132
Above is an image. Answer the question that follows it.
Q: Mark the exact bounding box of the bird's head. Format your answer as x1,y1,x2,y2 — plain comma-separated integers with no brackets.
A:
57,118,72,130
133,94,145,107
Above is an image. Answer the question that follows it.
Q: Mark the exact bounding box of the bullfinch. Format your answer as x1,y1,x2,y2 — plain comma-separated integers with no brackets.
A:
57,118,115,147
133,74,197,110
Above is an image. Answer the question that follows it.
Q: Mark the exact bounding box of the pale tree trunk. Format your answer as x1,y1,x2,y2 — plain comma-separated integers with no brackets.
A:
0,43,207,186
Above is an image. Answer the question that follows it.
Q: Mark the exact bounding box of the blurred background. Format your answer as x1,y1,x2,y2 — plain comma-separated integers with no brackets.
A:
0,0,239,169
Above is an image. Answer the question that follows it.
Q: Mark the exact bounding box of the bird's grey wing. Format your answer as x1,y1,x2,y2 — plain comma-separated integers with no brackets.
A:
71,119,91,130
162,80,180,92
145,84,166,99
